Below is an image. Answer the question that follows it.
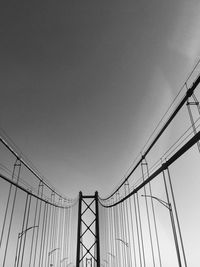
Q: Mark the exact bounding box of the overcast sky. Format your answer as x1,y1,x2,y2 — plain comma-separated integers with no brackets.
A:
1,0,200,198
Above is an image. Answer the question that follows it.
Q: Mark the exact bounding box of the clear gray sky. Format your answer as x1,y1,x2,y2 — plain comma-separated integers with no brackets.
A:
1,0,200,197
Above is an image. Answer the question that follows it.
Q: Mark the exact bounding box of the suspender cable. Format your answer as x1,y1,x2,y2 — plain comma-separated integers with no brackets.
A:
111,199,118,267
141,160,155,266
113,197,121,266
110,203,115,267
68,206,72,262
108,207,112,266
124,184,133,267
3,159,21,267
33,182,43,267
48,194,54,265
104,206,108,265
60,203,65,262
0,182,12,248
29,183,40,266
33,182,44,267
66,208,70,261
43,203,50,266
167,167,187,267
119,197,126,267
112,201,117,267
20,194,32,267
111,206,115,267
57,199,62,266
0,158,20,248
144,158,162,267
162,170,182,267
45,201,52,267
38,202,47,267
136,192,146,267
148,181,162,267
133,192,142,267
52,203,57,264
63,207,67,263
127,183,137,267
15,192,29,267
107,207,111,266
122,189,130,266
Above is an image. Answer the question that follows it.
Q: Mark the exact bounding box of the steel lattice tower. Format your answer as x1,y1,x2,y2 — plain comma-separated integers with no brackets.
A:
76,191,100,267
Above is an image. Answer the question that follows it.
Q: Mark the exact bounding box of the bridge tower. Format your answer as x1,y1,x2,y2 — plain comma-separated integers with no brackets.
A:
76,191,100,267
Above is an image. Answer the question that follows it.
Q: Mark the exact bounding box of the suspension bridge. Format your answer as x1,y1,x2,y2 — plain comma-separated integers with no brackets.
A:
1,63,200,267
